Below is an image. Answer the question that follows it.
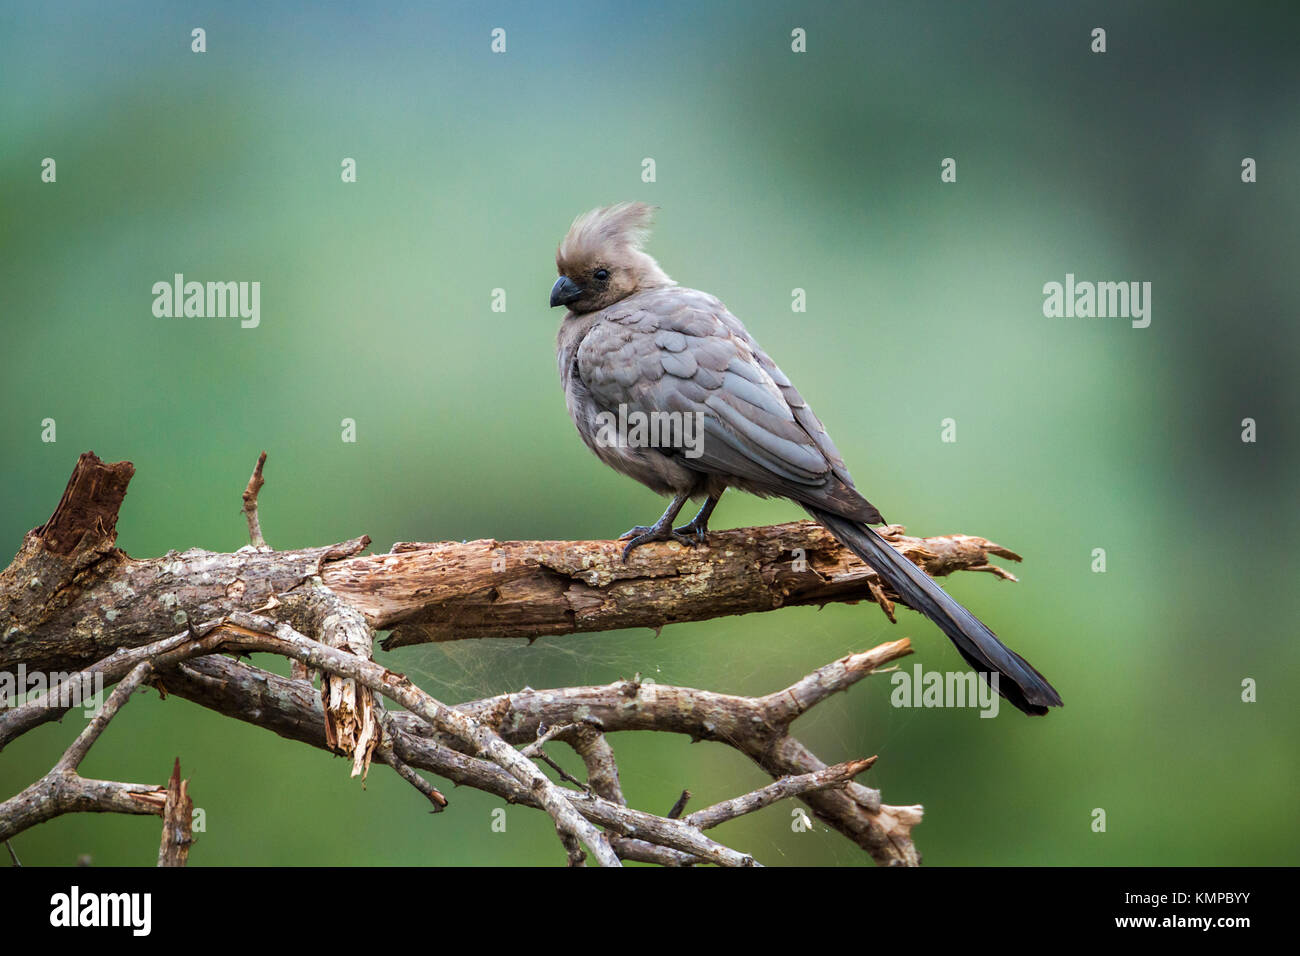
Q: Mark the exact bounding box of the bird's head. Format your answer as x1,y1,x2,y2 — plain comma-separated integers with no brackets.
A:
550,202,674,313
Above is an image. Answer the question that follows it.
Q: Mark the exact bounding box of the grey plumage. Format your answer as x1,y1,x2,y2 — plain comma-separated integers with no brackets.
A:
551,203,1062,715
558,285,881,520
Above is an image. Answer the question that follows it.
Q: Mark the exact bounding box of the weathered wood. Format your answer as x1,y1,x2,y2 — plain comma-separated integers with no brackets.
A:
1,451,136,670
0,538,370,674
157,759,193,867
157,640,921,865
1,451,1028,867
331,523,1019,649
1,453,1020,672
34,451,134,556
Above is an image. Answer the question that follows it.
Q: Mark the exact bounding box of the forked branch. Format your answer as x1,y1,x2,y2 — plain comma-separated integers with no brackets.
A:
0,452,1024,865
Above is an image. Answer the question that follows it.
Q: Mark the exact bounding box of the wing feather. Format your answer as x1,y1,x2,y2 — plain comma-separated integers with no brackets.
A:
575,288,881,520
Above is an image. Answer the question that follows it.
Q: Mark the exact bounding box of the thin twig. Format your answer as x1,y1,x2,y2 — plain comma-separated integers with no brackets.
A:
375,705,447,809
55,661,154,773
533,751,591,792
682,758,876,831
1,628,227,750
242,450,268,549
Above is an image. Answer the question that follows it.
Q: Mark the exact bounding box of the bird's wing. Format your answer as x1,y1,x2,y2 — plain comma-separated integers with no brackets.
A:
576,288,880,520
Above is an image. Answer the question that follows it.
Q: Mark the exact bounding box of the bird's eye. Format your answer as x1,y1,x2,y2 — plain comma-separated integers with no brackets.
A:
594,268,609,281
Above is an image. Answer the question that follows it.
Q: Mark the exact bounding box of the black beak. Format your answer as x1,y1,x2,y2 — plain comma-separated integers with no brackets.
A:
550,275,584,308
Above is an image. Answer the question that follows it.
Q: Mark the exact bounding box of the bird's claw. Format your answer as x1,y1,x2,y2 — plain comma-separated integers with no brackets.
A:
672,520,709,546
620,525,698,562
617,525,655,541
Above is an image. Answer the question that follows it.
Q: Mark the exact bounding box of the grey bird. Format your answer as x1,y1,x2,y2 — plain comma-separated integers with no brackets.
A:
550,202,1062,716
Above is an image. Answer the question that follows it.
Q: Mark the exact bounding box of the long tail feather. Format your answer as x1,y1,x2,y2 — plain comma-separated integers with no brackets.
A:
806,506,1063,716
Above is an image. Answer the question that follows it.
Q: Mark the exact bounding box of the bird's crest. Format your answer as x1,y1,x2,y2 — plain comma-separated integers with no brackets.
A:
558,202,657,271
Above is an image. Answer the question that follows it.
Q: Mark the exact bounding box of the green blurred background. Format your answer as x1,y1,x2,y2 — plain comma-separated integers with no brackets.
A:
2,1,1296,866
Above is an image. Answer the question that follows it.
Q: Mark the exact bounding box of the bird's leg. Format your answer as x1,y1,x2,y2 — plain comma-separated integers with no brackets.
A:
673,493,721,545
618,491,695,561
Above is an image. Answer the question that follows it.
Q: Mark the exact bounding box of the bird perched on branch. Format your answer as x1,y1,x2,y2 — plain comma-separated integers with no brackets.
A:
550,202,1062,716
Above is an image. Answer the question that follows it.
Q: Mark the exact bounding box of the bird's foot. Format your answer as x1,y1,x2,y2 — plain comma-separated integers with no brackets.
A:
672,517,710,546
619,522,698,562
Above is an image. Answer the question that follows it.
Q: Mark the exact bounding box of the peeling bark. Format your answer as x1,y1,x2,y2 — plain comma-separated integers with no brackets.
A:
1,451,1030,867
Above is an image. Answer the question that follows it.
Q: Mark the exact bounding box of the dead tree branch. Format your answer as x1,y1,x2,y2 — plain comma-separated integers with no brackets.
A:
154,639,918,864
157,758,193,867
0,661,174,843
0,456,1017,675
342,522,1020,651
0,451,1025,865
242,451,269,551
